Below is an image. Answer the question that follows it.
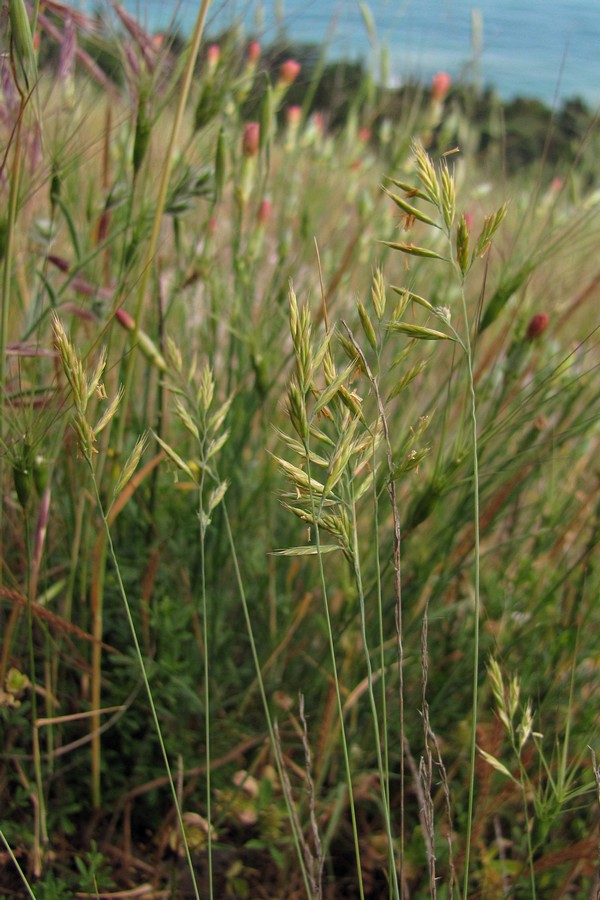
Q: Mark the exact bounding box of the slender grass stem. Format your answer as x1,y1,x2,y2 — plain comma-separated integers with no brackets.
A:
221,502,312,899
342,325,405,884
86,461,201,900
457,290,481,898
517,765,537,898
304,447,365,900
370,436,394,895
198,474,213,900
22,510,47,875
0,830,36,899
350,486,400,900
0,103,25,580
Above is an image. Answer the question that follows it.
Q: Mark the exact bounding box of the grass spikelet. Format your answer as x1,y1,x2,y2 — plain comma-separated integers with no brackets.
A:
94,385,124,436
472,201,509,259
380,240,447,260
391,286,435,313
383,186,438,227
358,302,378,351
456,213,470,274
440,159,456,231
153,432,196,481
9,0,36,84
387,360,427,399
313,360,358,417
51,314,87,409
386,322,454,341
132,82,152,176
412,139,441,206
371,267,386,320
112,431,149,501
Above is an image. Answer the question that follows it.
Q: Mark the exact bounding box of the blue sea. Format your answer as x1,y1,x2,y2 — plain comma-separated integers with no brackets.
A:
77,1,600,105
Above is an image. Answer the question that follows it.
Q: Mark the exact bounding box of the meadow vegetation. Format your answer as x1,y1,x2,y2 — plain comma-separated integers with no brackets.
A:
1,1,599,897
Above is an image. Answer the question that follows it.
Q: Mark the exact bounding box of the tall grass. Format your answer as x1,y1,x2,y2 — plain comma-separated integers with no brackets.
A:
1,3,599,897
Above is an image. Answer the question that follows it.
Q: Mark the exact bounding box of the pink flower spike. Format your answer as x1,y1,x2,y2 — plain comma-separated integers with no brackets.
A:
286,105,302,126
431,71,451,102
278,59,301,86
247,40,261,64
207,44,220,65
115,308,135,331
526,312,549,341
257,199,272,225
358,127,371,142
312,112,324,134
242,121,260,157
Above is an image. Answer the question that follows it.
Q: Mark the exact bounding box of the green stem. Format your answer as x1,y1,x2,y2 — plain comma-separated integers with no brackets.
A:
342,326,405,885
520,777,537,897
304,447,365,900
0,104,25,577
350,486,400,900
370,437,394,895
514,746,537,898
0,830,36,899
198,475,213,899
458,290,481,898
221,502,312,899
87,459,201,900
25,511,47,864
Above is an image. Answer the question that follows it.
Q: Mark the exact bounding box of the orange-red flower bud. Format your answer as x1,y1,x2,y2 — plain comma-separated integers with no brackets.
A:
278,59,301,86
242,121,260,157
431,71,451,102
257,199,272,224
286,105,302,126
247,40,261,63
115,308,135,331
526,312,549,341
207,44,220,66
